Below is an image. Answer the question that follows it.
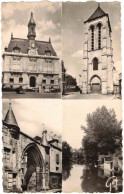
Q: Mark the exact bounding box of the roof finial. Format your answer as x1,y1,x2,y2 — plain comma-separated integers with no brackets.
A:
98,2,100,8
9,99,12,107
11,32,13,39
49,37,51,43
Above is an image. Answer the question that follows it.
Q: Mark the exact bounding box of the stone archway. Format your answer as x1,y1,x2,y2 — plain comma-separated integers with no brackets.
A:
30,76,36,87
90,75,101,93
21,143,44,192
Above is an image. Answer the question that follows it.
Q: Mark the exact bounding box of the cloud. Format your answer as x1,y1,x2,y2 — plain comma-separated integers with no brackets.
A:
2,99,62,138
71,50,83,58
2,2,61,20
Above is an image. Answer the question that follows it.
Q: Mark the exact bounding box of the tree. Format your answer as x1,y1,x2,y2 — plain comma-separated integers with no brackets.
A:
62,141,72,164
81,106,122,164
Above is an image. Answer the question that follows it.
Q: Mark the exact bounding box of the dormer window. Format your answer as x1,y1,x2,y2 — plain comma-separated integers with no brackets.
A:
45,49,51,56
13,47,21,53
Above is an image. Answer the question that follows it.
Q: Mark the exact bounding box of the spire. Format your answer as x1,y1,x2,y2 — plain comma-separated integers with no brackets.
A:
84,4,107,23
41,124,49,146
4,101,19,128
28,12,36,26
11,32,13,39
27,12,36,40
49,37,51,43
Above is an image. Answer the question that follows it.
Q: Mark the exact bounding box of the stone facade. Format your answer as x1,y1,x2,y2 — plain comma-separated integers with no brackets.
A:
2,12,61,92
82,5,114,94
2,103,62,192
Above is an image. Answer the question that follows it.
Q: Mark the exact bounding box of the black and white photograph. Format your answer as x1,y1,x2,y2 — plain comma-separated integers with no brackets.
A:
62,100,122,192
0,1,123,193
62,2,121,99
2,99,62,192
1,2,62,99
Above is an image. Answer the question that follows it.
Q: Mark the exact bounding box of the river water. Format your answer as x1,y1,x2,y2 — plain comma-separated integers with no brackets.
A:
62,164,122,193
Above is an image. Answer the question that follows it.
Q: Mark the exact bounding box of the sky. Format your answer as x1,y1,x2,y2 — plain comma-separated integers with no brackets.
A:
1,2,61,57
1,2,121,79
63,100,122,149
62,1,121,80
2,99,62,138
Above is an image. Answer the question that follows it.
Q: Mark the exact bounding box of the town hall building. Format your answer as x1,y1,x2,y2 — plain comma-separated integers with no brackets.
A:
2,103,62,192
82,5,114,94
2,12,60,92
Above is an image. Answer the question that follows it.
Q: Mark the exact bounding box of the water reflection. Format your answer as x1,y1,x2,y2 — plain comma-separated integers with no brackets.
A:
81,166,108,192
62,164,122,193
62,161,73,181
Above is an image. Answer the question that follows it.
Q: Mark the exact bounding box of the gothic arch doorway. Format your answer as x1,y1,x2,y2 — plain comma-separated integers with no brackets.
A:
30,76,36,87
90,75,101,93
21,143,44,191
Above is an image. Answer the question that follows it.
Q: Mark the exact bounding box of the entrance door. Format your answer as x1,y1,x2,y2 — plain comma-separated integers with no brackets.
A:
92,83,101,93
30,76,36,87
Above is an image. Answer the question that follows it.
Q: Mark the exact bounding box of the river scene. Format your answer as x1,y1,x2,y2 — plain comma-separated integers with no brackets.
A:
62,163,122,193
63,101,122,193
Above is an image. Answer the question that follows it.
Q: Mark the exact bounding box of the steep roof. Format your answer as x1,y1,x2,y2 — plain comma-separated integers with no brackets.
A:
3,103,19,128
6,38,57,56
85,6,107,23
84,5,112,32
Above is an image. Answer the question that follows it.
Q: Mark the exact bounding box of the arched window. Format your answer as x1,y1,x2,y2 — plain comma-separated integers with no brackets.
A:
90,25,94,50
93,58,98,70
97,23,102,49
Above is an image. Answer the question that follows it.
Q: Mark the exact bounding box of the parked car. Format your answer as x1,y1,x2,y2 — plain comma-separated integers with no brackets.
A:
16,86,25,94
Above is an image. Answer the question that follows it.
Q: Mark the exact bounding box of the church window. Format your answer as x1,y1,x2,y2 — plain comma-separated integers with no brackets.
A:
19,77,23,83
97,23,102,49
93,58,98,70
90,25,94,50
10,78,14,83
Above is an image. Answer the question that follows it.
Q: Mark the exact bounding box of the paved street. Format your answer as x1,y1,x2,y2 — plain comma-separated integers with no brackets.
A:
63,92,121,100
2,92,61,99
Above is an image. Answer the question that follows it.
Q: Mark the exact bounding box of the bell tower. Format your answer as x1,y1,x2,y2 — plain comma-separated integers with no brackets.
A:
27,12,36,40
82,4,114,94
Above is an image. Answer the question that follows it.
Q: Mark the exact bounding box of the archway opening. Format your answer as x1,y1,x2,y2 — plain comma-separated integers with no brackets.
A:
21,144,43,192
30,76,36,87
90,75,101,93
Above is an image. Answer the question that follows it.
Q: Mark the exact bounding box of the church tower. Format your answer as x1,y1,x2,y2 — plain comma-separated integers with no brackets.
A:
3,102,20,139
82,4,114,94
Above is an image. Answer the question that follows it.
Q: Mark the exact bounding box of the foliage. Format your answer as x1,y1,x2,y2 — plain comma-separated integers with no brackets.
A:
81,106,122,164
62,141,72,165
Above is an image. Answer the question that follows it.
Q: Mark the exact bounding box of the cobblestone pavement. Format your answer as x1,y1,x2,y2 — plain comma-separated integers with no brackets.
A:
2,92,61,99
63,92,121,100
